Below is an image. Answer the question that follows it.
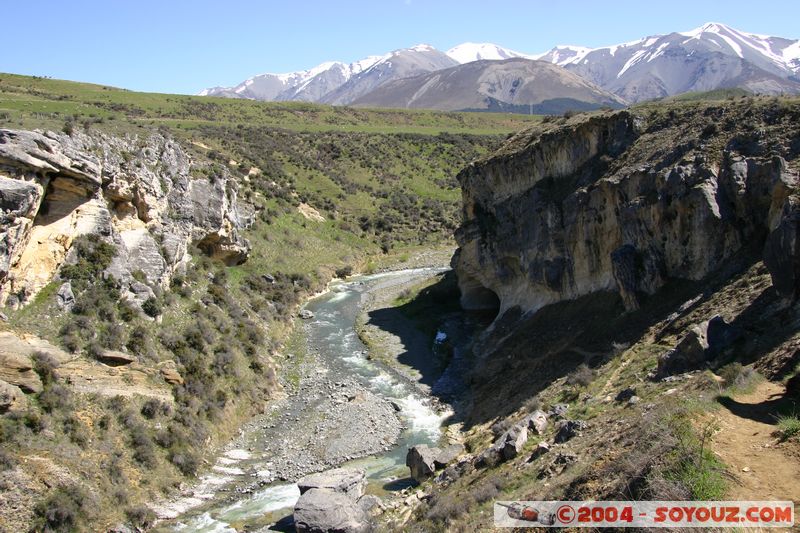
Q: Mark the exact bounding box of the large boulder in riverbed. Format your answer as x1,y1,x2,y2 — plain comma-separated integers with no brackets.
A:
298,468,367,500
294,488,371,533
406,445,438,482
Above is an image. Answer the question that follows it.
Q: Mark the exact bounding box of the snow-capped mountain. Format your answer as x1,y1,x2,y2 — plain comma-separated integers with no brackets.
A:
319,45,457,105
534,22,800,101
200,55,385,102
446,43,532,64
352,58,625,113
199,23,800,108
201,45,455,105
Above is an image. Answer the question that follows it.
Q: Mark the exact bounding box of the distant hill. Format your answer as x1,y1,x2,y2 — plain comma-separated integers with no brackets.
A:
351,58,625,113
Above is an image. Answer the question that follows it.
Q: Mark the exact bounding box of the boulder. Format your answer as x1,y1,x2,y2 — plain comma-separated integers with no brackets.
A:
529,441,551,461
554,420,587,443
0,351,41,393
357,494,383,516
525,410,549,434
158,361,183,385
615,388,637,402
549,403,569,418
433,443,464,469
764,196,800,300
435,455,475,485
298,468,366,500
656,315,739,377
299,309,315,320
293,488,371,533
406,445,438,482
97,350,136,367
500,424,528,460
55,281,75,310
475,446,502,468
0,379,28,412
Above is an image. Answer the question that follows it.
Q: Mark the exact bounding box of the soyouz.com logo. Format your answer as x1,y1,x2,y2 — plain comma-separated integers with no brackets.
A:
494,501,795,528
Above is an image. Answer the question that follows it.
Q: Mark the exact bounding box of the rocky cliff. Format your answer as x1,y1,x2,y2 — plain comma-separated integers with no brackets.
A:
0,128,252,310
454,100,800,318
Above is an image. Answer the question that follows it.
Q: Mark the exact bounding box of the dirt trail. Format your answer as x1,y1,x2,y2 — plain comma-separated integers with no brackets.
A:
712,380,800,505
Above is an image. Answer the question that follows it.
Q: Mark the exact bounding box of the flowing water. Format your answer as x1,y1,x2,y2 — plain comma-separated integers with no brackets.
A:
161,268,452,532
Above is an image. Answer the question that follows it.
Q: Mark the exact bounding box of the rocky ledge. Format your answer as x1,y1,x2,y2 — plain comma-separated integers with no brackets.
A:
0,128,252,310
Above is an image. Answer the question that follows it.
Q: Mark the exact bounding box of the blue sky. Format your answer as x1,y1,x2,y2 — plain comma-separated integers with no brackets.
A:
3,0,799,95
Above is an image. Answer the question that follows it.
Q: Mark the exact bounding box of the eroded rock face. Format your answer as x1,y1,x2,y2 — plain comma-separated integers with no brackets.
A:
764,196,800,300
454,108,798,318
0,128,252,308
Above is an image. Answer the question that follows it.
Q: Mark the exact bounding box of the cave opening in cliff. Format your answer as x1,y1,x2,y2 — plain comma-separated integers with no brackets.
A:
459,276,501,320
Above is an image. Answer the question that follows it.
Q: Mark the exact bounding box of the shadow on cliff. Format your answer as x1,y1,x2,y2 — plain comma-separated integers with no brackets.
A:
463,247,785,428
362,271,491,423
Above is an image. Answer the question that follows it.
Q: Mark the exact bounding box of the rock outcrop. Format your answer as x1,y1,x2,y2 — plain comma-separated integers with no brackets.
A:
454,105,799,319
0,128,252,309
406,444,464,483
764,196,800,301
293,488,371,533
294,468,372,533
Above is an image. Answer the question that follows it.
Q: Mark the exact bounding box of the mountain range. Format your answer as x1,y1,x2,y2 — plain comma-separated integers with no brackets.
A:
200,23,800,111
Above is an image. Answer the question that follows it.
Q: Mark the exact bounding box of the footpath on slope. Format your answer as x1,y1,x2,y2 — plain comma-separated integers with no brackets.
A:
712,380,800,508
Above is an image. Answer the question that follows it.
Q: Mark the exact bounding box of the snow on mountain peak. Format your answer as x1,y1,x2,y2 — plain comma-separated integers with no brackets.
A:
446,42,530,64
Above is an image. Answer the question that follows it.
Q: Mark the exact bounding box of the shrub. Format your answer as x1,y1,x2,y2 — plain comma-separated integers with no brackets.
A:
141,399,170,420
125,505,156,529
85,340,105,361
718,362,759,391
130,426,157,468
566,364,594,387
168,445,200,476
38,384,71,413
141,297,162,318
335,265,353,278
0,449,16,471
63,416,88,446
426,493,470,522
523,396,541,413
776,414,800,441
32,352,60,386
470,480,499,503
59,235,117,286
33,485,92,532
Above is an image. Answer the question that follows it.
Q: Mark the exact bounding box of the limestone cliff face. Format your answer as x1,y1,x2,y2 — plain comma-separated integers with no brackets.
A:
0,128,252,309
454,103,799,317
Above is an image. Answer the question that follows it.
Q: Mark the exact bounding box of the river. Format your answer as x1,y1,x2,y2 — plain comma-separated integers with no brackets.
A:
156,267,453,532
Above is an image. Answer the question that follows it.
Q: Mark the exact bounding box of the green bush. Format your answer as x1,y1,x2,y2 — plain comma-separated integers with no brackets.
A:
32,485,92,532
59,235,117,286
141,297,162,318
776,414,800,441
125,505,156,529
